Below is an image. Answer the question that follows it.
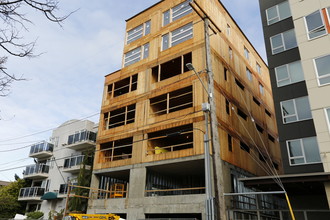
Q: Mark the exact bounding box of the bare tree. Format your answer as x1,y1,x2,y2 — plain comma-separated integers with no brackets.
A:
0,0,70,96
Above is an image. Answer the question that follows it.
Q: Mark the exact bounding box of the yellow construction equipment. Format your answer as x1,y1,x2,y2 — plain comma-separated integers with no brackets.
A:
63,213,120,220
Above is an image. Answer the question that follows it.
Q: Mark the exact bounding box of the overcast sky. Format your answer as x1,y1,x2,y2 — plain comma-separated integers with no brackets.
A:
0,0,265,181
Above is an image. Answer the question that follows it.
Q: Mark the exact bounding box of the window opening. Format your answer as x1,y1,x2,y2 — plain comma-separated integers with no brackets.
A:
235,79,245,90
253,97,260,106
150,86,193,116
240,141,250,153
152,53,192,82
228,134,233,152
147,124,193,154
104,104,136,129
237,108,247,120
226,99,230,115
100,137,133,162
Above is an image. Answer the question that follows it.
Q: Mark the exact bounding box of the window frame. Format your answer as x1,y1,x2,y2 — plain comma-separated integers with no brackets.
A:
266,1,291,25
325,108,330,133
244,47,250,60
246,68,252,81
256,63,261,75
275,60,304,87
304,9,328,40
126,20,151,44
161,22,193,51
259,83,264,95
162,0,192,26
124,43,149,67
313,54,330,86
280,96,312,124
286,137,321,166
270,29,297,55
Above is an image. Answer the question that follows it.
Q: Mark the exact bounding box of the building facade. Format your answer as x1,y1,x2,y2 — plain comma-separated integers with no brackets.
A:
18,120,97,215
258,0,330,213
88,0,281,219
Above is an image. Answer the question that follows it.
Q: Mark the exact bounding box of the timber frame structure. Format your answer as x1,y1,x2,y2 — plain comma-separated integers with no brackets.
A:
88,0,282,219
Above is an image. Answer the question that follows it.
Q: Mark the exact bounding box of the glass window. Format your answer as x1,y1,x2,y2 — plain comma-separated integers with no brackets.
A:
246,68,252,81
305,10,326,39
162,23,193,50
314,54,330,86
244,47,250,60
266,1,291,25
281,96,312,124
326,108,330,131
227,24,231,36
259,83,264,95
287,137,321,165
163,10,170,26
229,47,233,59
124,44,149,67
163,0,192,26
256,63,261,75
126,20,151,44
270,29,297,54
275,60,304,87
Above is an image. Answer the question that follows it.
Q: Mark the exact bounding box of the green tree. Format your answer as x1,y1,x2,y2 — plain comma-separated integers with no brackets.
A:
0,176,29,218
68,151,93,213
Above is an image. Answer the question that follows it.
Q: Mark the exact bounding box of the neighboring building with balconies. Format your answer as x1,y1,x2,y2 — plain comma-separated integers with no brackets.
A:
18,119,97,215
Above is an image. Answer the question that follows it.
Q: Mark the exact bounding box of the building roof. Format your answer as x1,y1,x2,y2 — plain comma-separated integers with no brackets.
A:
0,180,10,186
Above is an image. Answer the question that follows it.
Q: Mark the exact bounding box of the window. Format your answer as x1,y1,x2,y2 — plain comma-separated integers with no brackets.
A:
259,83,264,95
235,79,245,90
305,10,328,40
240,141,250,153
152,53,191,82
226,99,230,115
287,137,321,165
150,86,193,116
326,108,330,131
100,137,133,162
228,134,233,152
253,97,260,106
256,63,261,75
280,96,312,124
224,67,228,81
275,60,304,87
124,43,149,66
246,68,252,81
266,1,291,25
163,0,192,26
126,20,151,44
162,22,193,50
314,54,330,86
104,104,136,129
229,47,233,59
270,29,297,55
227,24,231,35
108,74,138,98
237,108,247,120
244,47,250,60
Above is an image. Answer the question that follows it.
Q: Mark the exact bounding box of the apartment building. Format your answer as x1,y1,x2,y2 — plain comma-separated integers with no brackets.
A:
88,0,281,219
256,0,330,216
18,120,97,215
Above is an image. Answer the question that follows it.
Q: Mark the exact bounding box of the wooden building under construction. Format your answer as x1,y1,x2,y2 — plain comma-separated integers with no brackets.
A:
88,0,282,219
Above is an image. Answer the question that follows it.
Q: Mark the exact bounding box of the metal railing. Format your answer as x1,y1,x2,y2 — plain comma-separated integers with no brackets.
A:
24,164,49,175
67,130,96,145
63,155,91,169
29,141,54,155
19,187,45,198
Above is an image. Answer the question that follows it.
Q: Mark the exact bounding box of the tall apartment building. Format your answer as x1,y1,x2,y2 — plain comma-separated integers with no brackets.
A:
18,120,97,215
89,0,281,219
258,0,330,213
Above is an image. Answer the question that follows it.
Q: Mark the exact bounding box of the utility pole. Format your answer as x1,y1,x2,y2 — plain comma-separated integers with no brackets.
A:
203,17,227,220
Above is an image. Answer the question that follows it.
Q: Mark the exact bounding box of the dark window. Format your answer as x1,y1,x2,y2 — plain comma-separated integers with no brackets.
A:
104,104,136,129
265,109,271,117
268,134,275,143
253,97,260,106
228,134,232,152
108,74,138,98
259,153,267,162
224,67,228,81
237,108,247,120
100,137,133,162
235,79,245,90
152,53,192,82
256,124,264,133
226,99,230,115
240,141,250,153
273,162,279,170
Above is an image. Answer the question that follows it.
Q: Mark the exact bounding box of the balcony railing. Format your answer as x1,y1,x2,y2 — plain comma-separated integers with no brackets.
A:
67,130,96,145
24,164,49,177
58,183,77,195
29,141,54,158
64,155,91,168
18,187,45,199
